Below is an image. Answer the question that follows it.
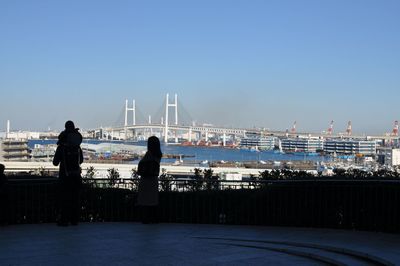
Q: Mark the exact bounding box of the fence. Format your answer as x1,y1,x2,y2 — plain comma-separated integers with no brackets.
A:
1,176,400,233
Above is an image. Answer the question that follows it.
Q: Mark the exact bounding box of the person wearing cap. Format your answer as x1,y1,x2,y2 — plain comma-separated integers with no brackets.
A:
53,121,84,226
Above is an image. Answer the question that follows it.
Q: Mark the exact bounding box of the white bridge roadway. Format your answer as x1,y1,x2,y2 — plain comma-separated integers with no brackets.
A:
96,124,398,142
111,124,248,136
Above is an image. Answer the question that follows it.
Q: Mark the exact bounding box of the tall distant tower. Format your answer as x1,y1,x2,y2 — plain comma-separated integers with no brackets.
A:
124,100,135,140
392,120,399,136
327,120,334,135
124,99,136,126
6,120,10,139
164,93,178,143
346,121,352,136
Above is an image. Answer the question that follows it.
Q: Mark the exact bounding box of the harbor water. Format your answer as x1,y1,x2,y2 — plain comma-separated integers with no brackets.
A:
29,139,331,164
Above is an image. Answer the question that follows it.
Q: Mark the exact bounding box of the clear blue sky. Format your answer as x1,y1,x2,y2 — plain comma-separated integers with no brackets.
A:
0,0,399,134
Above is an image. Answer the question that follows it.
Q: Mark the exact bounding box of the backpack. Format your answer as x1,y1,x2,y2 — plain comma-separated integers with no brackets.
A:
63,144,82,177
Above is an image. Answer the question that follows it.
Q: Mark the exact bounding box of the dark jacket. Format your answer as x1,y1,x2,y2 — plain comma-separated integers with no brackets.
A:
54,129,84,180
138,155,160,178
53,144,84,179
57,129,83,146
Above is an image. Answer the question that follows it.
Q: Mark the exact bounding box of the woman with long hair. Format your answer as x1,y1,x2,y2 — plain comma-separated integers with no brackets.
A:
137,136,162,223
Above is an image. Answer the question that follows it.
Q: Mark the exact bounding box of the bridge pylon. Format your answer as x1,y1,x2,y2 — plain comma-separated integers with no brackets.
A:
125,99,136,126
124,99,136,140
164,93,178,143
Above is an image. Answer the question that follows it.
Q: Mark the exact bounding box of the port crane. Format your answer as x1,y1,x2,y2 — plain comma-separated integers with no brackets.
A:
392,120,399,136
327,120,334,135
346,121,352,136
291,121,297,134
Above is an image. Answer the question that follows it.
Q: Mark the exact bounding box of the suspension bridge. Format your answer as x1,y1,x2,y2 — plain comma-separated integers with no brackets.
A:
91,94,257,145
89,94,399,145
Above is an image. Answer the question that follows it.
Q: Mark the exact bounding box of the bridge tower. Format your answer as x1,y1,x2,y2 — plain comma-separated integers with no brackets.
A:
164,93,178,143
392,120,399,136
124,99,136,140
124,99,136,126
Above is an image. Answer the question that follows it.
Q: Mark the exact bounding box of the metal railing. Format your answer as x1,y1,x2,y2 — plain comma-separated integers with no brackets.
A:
1,176,400,233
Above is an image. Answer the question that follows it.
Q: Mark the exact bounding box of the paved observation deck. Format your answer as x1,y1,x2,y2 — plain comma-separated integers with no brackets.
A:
0,223,399,265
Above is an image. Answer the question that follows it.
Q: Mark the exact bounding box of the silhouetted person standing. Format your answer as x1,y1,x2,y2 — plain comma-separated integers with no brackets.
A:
0,164,8,225
137,136,162,223
53,121,83,226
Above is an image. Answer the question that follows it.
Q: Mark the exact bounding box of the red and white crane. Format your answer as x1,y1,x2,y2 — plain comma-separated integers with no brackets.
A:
291,121,297,134
346,121,352,136
327,120,334,135
392,120,399,136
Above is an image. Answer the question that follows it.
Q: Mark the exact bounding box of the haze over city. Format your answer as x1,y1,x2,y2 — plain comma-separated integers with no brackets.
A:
0,0,399,134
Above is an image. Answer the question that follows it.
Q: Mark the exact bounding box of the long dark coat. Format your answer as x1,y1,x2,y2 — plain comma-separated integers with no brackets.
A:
137,152,160,206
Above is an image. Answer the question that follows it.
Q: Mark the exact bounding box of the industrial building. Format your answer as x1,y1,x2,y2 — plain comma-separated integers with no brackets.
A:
324,139,377,155
240,137,276,150
280,137,324,153
377,148,400,167
0,139,30,161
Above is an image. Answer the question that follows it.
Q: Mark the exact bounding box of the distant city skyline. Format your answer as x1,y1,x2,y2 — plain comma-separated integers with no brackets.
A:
1,1,399,134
